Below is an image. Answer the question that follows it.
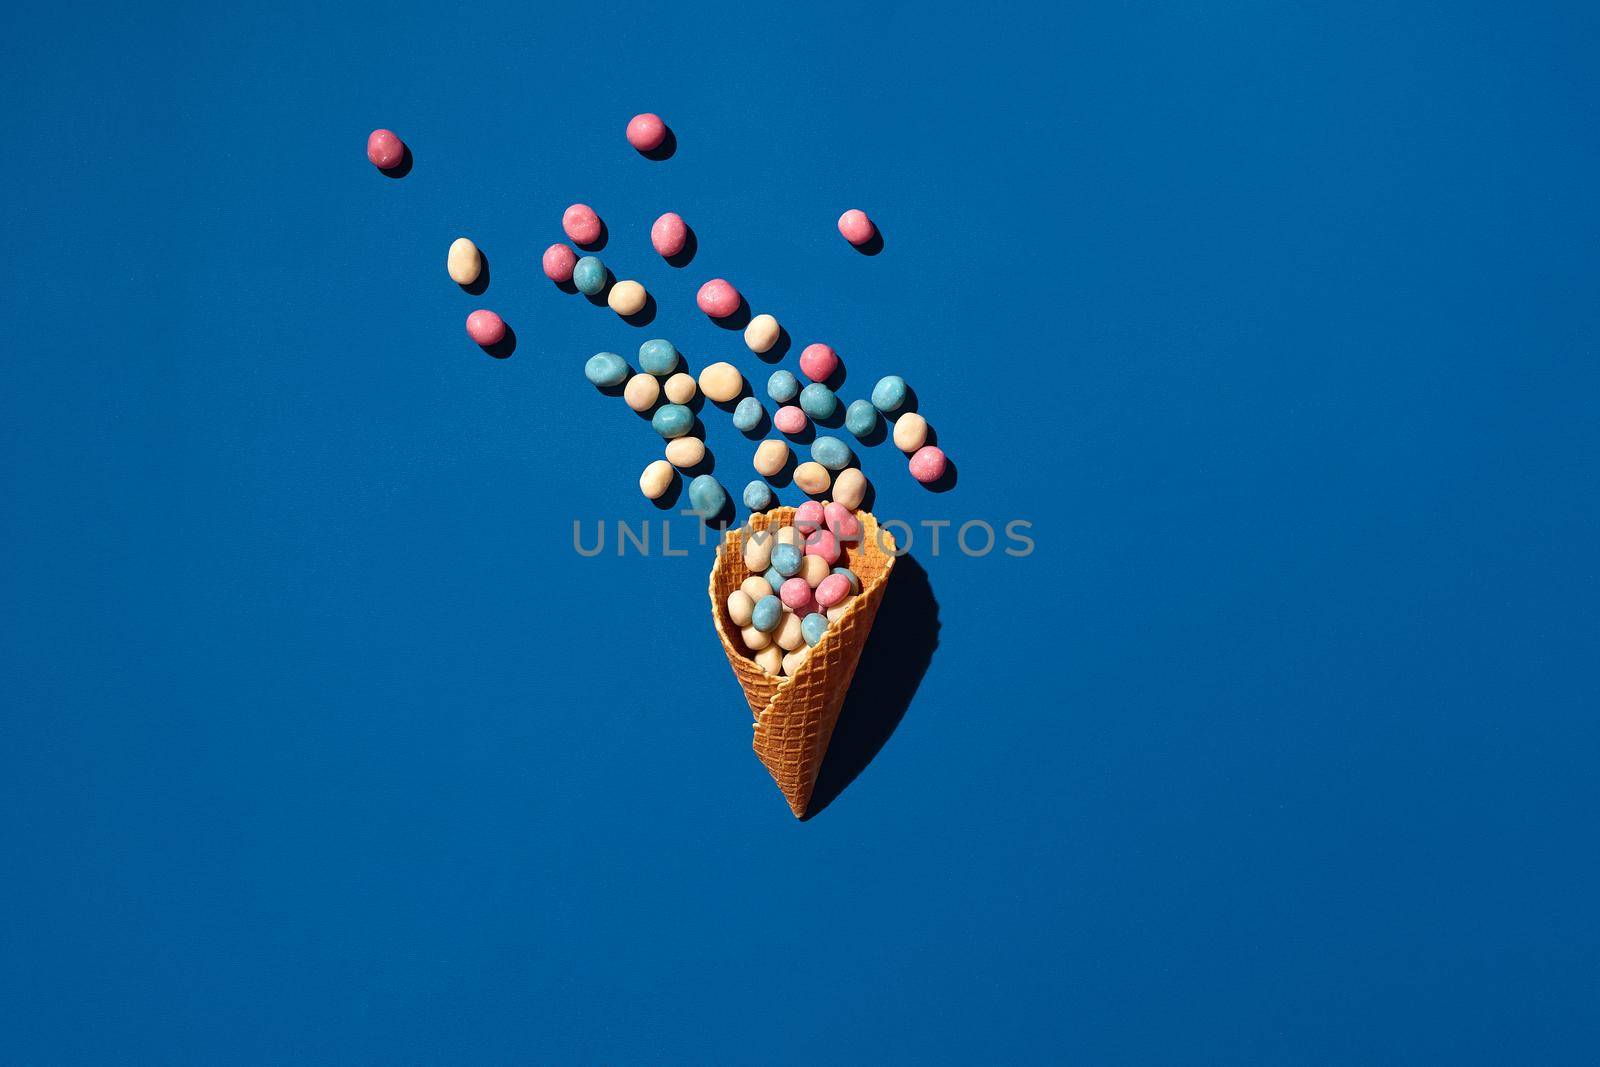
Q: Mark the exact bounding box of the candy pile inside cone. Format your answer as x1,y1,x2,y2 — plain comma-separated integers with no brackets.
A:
709,506,898,817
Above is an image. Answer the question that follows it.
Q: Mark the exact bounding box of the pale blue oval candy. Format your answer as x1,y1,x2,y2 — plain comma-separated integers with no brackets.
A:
801,612,829,647
799,382,837,420
733,396,764,432
743,480,773,511
638,338,679,376
845,399,878,438
585,351,628,387
573,255,607,295
871,375,907,413
687,474,726,519
753,595,783,633
651,404,693,438
771,542,802,577
810,435,852,470
764,566,784,592
831,567,860,594
768,370,799,403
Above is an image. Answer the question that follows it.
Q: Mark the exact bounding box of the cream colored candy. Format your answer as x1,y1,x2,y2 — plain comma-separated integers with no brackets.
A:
744,314,780,354
782,647,810,676
832,468,867,509
698,361,744,403
826,603,849,622
799,554,830,588
794,461,831,495
753,440,789,478
744,529,774,572
727,590,755,627
639,459,675,500
624,373,660,412
756,644,784,676
665,436,705,468
893,412,929,452
741,624,772,652
608,280,648,316
447,237,481,285
775,613,805,652
776,526,801,548
740,576,773,603
664,372,696,404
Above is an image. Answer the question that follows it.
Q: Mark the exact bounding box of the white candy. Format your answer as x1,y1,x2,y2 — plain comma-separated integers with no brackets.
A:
755,644,784,676
799,555,829,588
698,361,744,403
744,529,774,571
753,440,789,477
775,613,805,651
776,526,801,548
794,461,831,495
740,576,773,603
826,604,849,622
741,624,772,652
608,280,648,316
665,436,705,468
664,372,697,404
727,590,755,627
624,373,660,412
893,412,929,452
447,237,481,285
832,468,867,509
781,647,810,676
639,459,674,500
745,313,780,354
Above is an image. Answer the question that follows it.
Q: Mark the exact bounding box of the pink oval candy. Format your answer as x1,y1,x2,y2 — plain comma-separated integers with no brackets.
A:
823,502,862,540
799,343,839,383
651,213,687,257
815,573,852,609
909,445,947,484
627,113,668,152
696,278,741,318
562,204,602,246
366,129,404,170
838,209,875,246
542,243,577,283
794,500,826,535
779,577,813,610
804,529,841,564
465,310,506,346
774,406,807,435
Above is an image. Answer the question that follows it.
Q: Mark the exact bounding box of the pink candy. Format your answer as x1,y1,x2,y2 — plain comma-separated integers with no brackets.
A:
799,343,839,383
774,406,807,435
823,502,862,540
696,278,741,318
815,573,852,609
779,577,813,610
651,212,687,258
909,445,948,484
465,310,506,346
542,243,577,283
793,500,826,535
626,113,668,152
562,204,602,246
366,129,405,170
805,529,841,564
837,209,875,246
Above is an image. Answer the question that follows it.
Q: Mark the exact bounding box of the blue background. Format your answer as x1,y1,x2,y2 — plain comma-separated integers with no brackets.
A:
3,2,1598,1062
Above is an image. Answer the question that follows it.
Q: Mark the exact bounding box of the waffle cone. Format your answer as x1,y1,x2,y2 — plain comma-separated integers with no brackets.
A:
708,507,897,817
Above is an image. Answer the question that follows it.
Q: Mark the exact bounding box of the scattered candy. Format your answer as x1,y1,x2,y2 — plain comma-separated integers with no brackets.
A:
793,502,825,535
810,436,852,470
832,468,867,509
663,372,696,404
740,576,772,603
745,314,781,353
639,459,675,499
585,351,628,387
466,310,506,346
837,209,875,246
768,370,799,403
815,572,852,608
733,396,764,432
774,405,807,435
727,590,755,627
909,444,947,484
752,594,783,632
871,375,907,413
794,461,831,495
753,440,789,477
542,243,577,283
639,338,679,376
699,362,744,403
771,542,802,577
627,112,668,152
743,480,773,511
366,129,405,170
687,473,727,518
665,436,705,468
799,343,839,383
652,404,694,438
448,238,482,285
696,278,741,319
573,255,607,295
799,383,837,420
779,577,813,610
845,400,878,438
755,644,784,676
801,613,829,647
608,280,647,316
651,212,687,257
563,203,603,246
824,502,862,541
893,411,929,452
623,373,660,412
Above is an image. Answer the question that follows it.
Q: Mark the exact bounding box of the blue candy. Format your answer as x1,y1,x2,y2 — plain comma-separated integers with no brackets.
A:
573,255,607,295
733,396,765,432
585,351,628,387
845,398,878,438
871,374,907,413
771,542,802,577
638,338,679,376
799,382,837,419
651,404,693,438
831,567,860,594
687,474,726,519
810,435,852,470
763,566,785,592
753,595,783,633
743,480,774,511
767,369,800,403
801,613,829,647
